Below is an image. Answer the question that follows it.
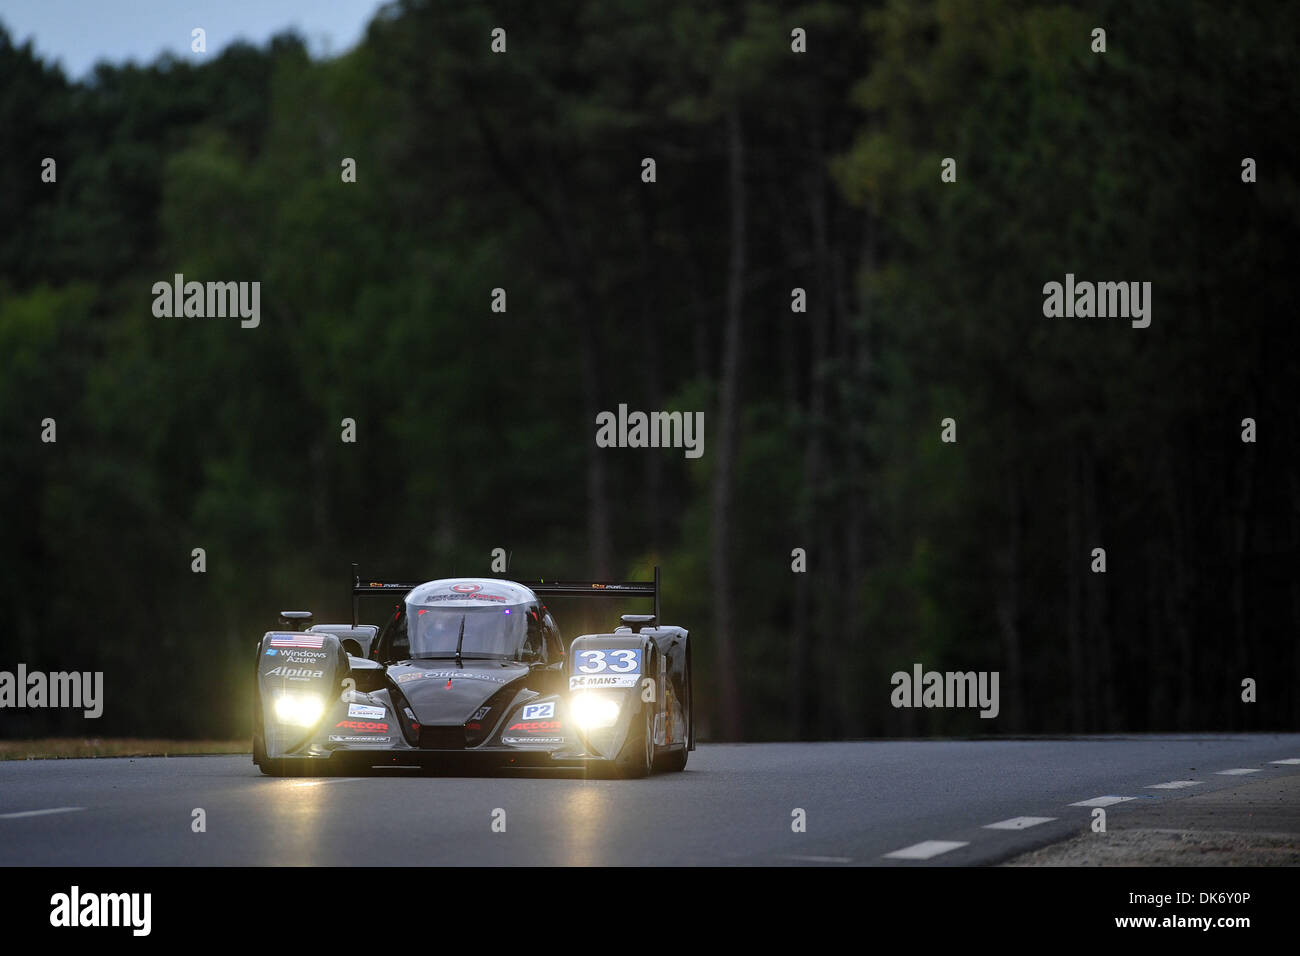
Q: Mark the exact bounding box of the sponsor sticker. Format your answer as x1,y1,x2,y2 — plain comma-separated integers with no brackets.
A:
569,674,639,689
264,665,325,681
329,735,392,744
508,721,561,732
335,720,388,732
396,670,507,684
503,736,564,746
348,703,386,720
267,648,328,663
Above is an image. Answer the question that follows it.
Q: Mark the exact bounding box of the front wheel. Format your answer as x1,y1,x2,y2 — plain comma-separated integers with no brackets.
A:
255,721,324,777
654,661,691,772
655,746,688,772
614,699,655,779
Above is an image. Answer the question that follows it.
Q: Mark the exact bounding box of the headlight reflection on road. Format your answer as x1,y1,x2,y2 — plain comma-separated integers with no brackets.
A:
263,777,332,866
562,785,612,866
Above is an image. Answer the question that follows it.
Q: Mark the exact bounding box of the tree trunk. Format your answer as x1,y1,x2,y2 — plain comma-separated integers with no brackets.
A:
1066,446,1085,731
997,468,1025,729
637,187,664,552
710,109,746,740
791,145,832,738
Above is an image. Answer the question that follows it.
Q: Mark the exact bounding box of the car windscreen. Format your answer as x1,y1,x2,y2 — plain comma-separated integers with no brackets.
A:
407,603,530,659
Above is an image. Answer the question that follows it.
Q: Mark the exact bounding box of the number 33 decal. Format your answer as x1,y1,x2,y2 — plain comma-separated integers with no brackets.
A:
577,649,640,673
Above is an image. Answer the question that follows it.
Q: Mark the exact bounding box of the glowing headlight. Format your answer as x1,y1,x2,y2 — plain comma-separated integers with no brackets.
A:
570,692,620,730
273,692,325,727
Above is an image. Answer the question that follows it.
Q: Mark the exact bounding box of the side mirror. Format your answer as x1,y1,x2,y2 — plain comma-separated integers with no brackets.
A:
278,610,313,630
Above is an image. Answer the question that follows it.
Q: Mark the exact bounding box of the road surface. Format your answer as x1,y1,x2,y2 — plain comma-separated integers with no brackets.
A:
2,735,1298,865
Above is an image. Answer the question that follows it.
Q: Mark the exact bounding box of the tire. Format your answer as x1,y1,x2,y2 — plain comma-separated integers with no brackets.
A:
615,699,655,779
655,746,688,772
255,721,321,777
654,660,691,772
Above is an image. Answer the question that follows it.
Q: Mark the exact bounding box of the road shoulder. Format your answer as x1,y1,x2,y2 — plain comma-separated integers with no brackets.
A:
1002,771,1300,865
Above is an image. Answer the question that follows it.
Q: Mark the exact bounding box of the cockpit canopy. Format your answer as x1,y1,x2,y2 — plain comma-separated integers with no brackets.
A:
377,579,565,664
408,603,532,658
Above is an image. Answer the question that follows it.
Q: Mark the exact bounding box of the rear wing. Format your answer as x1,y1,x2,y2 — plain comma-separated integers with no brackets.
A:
350,564,660,626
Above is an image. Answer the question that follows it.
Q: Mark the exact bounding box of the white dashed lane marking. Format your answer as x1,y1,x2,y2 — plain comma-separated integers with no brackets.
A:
1069,796,1136,807
884,840,969,860
0,807,85,819
983,816,1056,830
864,759,1299,864
1270,759,1300,765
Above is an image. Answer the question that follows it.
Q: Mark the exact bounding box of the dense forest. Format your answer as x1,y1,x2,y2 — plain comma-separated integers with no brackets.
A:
1,0,1297,741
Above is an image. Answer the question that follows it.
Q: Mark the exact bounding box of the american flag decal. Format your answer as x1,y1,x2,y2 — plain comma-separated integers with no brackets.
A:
270,634,326,649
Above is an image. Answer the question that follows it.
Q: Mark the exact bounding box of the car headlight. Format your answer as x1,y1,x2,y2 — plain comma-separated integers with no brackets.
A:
570,692,620,730
273,692,325,728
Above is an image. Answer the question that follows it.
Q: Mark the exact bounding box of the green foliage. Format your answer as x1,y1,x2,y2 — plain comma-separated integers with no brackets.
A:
0,0,1295,738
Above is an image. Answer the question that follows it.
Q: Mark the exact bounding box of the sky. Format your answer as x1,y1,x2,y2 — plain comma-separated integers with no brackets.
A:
0,0,389,79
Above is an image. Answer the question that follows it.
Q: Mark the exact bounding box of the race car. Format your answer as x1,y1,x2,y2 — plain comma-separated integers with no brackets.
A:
252,566,693,777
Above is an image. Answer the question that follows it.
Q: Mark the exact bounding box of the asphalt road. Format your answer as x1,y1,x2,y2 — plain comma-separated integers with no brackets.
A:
3,735,1299,866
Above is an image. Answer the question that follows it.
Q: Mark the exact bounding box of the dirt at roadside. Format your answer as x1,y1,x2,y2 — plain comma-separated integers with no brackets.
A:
0,738,248,760
1004,771,1300,866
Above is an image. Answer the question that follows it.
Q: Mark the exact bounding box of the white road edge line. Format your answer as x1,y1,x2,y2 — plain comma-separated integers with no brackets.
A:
1069,796,1135,807
1270,759,1300,765
0,807,85,819
984,816,1057,830
884,840,969,860
1146,780,1201,789
1215,769,1261,775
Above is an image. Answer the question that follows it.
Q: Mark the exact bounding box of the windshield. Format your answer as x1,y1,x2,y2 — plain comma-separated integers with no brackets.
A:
407,603,533,659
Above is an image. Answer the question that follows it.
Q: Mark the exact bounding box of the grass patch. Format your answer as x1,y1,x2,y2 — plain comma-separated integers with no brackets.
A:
0,738,249,760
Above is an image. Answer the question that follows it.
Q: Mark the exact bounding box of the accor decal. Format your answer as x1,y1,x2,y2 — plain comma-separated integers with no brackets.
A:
335,720,389,732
